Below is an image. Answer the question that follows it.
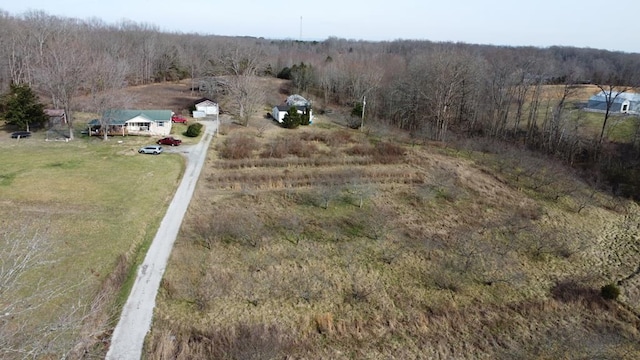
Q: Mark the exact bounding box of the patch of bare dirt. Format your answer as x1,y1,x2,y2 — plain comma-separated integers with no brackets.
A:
74,77,292,118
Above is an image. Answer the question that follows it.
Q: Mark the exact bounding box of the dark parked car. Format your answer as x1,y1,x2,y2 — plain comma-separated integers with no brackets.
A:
11,131,32,139
157,137,182,146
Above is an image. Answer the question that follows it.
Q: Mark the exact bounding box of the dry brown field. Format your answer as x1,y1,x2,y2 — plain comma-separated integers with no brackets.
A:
144,97,640,359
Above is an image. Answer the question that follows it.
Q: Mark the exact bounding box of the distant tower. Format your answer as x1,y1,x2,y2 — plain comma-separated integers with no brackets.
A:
299,16,302,40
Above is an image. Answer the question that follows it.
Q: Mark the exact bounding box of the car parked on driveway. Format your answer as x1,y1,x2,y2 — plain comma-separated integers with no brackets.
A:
157,136,182,146
138,145,163,154
171,114,188,123
11,131,32,139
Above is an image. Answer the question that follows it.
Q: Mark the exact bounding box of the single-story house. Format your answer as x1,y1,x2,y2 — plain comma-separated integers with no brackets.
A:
88,109,173,136
272,104,313,123
271,94,314,123
587,91,640,114
194,98,219,115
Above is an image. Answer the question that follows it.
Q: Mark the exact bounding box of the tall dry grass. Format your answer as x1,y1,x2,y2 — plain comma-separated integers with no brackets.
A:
147,124,640,359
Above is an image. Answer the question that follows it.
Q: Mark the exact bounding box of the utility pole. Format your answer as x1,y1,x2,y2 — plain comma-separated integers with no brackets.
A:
360,96,366,132
215,103,219,137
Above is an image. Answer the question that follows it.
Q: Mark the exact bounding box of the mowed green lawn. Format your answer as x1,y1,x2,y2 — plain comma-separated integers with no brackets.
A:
0,133,184,356
563,109,639,142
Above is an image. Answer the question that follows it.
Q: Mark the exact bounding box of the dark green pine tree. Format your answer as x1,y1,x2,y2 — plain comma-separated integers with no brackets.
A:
2,83,48,131
282,108,303,129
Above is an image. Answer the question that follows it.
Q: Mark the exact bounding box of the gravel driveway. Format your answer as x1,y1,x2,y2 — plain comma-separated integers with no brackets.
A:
106,121,217,359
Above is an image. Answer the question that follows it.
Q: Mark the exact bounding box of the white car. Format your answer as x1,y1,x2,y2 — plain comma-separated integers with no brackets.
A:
138,145,163,155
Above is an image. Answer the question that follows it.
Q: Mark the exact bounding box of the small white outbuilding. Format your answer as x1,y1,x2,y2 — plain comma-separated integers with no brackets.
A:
194,98,219,116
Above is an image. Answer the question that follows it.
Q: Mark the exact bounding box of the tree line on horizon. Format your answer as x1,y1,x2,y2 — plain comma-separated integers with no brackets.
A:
1,9,640,197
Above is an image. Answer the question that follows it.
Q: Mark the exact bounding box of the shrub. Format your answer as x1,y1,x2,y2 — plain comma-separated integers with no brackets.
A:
259,137,316,158
260,140,288,159
374,141,405,156
323,130,354,147
600,283,620,300
218,133,260,159
299,131,332,145
185,122,203,137
346,144,374,156
287,137,316,157
372,141,405,164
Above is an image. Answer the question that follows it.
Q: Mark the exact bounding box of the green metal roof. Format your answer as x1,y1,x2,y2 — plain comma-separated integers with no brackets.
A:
91,109,172,126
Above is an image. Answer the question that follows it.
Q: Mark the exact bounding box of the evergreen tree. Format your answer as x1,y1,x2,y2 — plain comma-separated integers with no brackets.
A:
2,83,48,131
282,108,303,129
276,66,292,80
301,106,311,125
282,106,311,129
290,62,315,92
351,102,364,118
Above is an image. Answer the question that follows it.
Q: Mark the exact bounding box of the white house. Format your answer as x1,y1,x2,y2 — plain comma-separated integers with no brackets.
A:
194,98,219,115
272,104,313,123
271,94,313,124
88,110,173,136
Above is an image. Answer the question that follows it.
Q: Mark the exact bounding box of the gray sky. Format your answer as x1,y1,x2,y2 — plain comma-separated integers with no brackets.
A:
2,0,639,53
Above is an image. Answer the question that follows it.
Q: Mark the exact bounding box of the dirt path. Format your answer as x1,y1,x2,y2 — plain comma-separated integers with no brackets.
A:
106,120,217,360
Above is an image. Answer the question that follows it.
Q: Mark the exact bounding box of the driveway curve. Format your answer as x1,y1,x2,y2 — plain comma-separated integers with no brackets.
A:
106,121,217,360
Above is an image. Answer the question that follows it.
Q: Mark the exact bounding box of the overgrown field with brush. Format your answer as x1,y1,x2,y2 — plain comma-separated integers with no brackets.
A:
148,120,640,359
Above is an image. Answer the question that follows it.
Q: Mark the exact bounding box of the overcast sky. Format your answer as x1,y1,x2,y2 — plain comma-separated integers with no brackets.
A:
2,0,639,53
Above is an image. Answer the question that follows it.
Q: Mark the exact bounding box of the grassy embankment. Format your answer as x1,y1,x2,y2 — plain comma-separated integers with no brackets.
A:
147,117,640,359
0,122,188,358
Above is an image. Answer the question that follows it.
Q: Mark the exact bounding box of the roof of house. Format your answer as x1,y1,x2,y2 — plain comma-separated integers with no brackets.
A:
89,110,172,126
44,109,65,117
195,98,217,106
285,94,310,107
274,104,310,112
589,91,640,103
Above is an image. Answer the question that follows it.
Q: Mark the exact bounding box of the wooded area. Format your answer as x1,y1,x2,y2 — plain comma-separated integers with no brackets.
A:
2,10,640,187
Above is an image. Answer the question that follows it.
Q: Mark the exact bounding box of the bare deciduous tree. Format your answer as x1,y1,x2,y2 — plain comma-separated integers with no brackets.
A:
317,183,342,209
35,20,91,140
0,223,88,359
595,84,628,146
217,43,266,126
0,15,31,87
87,54,131,139
348,171,375,209
421,48,478,142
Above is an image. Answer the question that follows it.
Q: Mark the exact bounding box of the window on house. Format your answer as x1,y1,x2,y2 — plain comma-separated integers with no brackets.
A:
158,121,164,127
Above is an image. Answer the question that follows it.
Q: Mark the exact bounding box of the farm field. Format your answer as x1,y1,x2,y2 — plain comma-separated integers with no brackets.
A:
510,84,640,143
147,117,640,359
